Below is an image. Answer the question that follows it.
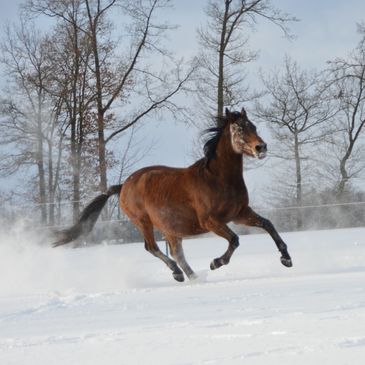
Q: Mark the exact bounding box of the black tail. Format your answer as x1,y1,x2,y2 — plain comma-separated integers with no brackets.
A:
53,184,123,247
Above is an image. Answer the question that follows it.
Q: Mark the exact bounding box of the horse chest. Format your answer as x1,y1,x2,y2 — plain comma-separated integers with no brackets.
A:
208,183,248,221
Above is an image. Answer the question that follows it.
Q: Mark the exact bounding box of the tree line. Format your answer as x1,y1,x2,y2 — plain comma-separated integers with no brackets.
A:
256,27,365,228
0,0,364,232
0,0,192,225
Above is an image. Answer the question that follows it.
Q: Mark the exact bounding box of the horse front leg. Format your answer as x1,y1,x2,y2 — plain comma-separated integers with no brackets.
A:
235,207,292,267
203,219,240,270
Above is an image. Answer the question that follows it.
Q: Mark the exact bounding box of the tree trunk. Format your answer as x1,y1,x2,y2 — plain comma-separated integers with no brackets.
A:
52,131,64,225
47,139,55,226
97,112,108,193
217,0,230,120
294,131,302,229
70,114,80,221
36,97,47,224
338,151,350,199
47,103,63,226
36,148,47,223
70,89,80,222
337,130,356,198
71,21,82,222
90,21,108,194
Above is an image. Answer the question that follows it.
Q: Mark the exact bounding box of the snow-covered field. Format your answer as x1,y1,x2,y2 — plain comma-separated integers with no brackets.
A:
1,226,365,364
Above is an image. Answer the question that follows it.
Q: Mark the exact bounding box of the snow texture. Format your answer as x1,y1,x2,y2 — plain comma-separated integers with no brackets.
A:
1,226,365,364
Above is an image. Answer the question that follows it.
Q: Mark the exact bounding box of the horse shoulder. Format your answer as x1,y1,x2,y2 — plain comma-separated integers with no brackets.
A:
185,164,248,221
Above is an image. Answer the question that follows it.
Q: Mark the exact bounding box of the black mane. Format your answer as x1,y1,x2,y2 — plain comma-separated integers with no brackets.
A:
202,114,232,163
203,126,224,161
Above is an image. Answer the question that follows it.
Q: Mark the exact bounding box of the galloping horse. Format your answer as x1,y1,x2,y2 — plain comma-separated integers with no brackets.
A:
53,107,292,282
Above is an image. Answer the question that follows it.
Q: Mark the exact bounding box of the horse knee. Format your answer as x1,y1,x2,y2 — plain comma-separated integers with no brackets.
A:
260,217,275,231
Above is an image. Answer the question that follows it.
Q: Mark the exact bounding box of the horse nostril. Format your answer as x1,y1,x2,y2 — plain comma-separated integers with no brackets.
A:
255,143,267,153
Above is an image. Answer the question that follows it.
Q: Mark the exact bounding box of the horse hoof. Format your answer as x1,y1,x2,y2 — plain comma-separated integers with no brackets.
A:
188,273,199,280
281,257,293,267
173,272,185,282
210,258,222,270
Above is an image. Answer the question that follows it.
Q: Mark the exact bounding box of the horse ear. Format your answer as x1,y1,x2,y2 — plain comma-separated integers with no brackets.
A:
225,107,230,116
241,107,247,117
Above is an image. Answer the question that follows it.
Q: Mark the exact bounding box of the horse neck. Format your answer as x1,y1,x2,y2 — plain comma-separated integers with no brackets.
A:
210,127,243,180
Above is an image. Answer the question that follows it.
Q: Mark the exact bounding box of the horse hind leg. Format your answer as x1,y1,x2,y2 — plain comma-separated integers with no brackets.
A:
166,236,197,280
140,222,185,282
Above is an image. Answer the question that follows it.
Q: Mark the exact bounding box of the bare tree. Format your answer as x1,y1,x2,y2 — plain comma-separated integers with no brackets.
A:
326,23,365,197
0,21,58,223
257,57,335,227
0,16,96,224
45,9,98,221
196,0,297,121
26,0,194,195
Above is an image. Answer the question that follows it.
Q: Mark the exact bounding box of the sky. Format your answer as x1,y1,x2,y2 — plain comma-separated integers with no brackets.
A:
1,0,365,203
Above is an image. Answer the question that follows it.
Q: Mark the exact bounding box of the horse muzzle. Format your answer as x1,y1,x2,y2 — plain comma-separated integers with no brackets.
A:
255,143,267,159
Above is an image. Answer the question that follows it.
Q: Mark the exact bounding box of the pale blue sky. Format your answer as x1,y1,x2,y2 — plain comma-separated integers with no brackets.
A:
2,0,365,75
1,0,365,200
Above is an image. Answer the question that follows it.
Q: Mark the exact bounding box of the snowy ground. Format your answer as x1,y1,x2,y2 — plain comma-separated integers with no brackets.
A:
0,226,365,364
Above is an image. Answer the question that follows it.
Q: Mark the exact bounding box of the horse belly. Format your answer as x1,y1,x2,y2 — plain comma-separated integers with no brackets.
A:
149,204,206,237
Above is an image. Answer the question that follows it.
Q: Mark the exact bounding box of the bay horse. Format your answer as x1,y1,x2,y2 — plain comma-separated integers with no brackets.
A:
53,107,292,282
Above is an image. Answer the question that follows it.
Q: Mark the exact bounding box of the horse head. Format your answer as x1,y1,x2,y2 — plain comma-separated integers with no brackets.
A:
225,107,267,159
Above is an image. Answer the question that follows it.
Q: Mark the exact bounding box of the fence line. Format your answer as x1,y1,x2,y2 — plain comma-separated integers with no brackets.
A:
1,199,364,245
256,200,365,212
4,199,365,211
3,200,364,232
